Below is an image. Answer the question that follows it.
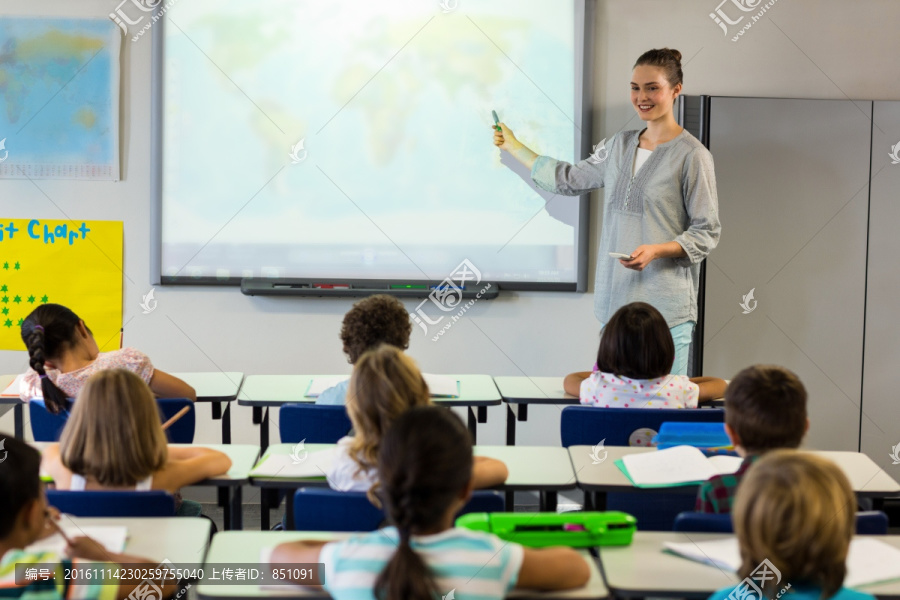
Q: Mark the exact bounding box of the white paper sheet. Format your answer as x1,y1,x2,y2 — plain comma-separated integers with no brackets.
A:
250,448,337,479
27,525,127,555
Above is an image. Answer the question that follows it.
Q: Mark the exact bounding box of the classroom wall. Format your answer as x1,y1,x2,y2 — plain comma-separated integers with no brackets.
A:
2,0,899,452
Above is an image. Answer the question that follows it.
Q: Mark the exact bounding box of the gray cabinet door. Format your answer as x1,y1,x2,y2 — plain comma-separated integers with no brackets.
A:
860,101,900,468
703,97,871,451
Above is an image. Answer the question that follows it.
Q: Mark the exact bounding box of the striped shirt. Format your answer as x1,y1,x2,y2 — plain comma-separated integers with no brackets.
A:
320,527,524,600
0,550,117,600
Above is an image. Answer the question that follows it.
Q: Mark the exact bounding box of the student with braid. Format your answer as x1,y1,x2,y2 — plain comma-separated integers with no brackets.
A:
272,406,589,599
326,343,507,492
19,304,195,413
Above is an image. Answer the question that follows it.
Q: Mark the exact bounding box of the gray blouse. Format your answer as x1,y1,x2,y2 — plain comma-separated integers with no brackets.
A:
531,128,721,327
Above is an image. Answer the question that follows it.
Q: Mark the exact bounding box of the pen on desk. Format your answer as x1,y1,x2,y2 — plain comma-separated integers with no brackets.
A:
161,406,192,431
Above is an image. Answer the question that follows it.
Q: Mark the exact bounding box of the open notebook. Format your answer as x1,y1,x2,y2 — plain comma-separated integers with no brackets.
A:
305,373,459,398
1,373,26,398
664,536,900,588
615,445,744,487
27,525,128,555
249,448,338,479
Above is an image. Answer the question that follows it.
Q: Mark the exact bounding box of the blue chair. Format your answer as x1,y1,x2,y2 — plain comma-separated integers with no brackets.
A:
46,490,176,517
560,406,726,531
673,512,733,533
279,404,352,444
29,398,195,443
674,510,889,535
29,400,70,442
157,398,195,443
855,511,889,535
292,488,505,531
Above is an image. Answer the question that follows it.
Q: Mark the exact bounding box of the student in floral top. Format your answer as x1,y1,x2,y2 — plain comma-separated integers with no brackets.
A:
563,302,726,408
18,304,195,414
695,365,808,513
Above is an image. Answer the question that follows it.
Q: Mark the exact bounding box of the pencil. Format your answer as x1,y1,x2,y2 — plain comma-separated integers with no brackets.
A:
161,406,191,431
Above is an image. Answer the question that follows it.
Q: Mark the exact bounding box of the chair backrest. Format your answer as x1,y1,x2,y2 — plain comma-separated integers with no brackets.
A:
279,404,353,444
674,510,889,535
157,398,195,443
673,512,733,533
292,488,505,531
46,490,176,517
30,397,195,443
29,400,70,442
560,406,726,448
855,510,889,535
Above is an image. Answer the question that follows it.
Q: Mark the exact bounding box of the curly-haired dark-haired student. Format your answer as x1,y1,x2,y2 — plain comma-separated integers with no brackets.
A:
316,294,413,405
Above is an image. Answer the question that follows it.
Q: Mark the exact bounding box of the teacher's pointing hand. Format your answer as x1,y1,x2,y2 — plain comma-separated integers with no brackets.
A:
492,123,539,170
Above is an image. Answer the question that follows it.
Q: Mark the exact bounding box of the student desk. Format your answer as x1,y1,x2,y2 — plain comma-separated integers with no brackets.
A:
251,444,577,529
0,373,24,438
494,376,579,445
172,372,244,444
568,446,900,510
55,516,212,566
236,374,501,451
597,531,900,599
198,531,609,600
35,442,258,531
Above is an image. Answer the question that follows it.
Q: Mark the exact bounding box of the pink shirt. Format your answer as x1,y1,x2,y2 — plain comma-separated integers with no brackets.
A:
579,371,699,409
19,347,155,401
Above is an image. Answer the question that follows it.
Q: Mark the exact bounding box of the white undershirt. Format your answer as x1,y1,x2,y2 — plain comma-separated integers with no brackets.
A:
633,147,653,176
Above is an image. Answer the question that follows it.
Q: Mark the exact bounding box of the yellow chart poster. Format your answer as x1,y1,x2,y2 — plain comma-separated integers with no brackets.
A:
0,218,123,351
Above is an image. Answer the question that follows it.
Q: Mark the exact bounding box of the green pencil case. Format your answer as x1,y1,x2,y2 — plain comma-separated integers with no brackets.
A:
455,511,637,547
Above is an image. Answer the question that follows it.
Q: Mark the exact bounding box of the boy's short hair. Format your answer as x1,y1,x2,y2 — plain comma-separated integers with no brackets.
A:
733,450,854,598
340,295,412,364
725,365,807,454
0,435,42,538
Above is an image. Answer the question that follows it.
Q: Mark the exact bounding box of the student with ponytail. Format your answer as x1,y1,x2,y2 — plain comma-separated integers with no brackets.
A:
271,406,589,599
19,304,195,413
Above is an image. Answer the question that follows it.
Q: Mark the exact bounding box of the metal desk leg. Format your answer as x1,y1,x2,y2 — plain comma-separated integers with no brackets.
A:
252,406,262,425
217,487,227,508
594,491,607,511
467,408,477,443
285,493,295,531
222,487,232,531
230,486,243,531
260,488,270,531
506,404,517,446
221,402,231,444
14,404,23,438
260,408,270,453
540,491,558,512
505,491,515,511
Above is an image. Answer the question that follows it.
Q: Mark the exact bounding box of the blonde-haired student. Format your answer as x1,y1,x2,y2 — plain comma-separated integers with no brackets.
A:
708,450,874,600
19,303,195,414
0,435,179,600
326,344,508,492
272,406,589,600
41,369,231,516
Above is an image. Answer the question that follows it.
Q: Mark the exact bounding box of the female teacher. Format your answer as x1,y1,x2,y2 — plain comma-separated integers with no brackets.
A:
493,47,721,375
